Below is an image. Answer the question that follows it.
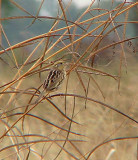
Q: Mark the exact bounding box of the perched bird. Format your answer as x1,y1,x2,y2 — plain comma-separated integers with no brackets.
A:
35,61,66,103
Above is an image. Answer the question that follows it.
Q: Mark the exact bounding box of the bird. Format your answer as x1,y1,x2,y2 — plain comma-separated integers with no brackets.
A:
35,60,66,103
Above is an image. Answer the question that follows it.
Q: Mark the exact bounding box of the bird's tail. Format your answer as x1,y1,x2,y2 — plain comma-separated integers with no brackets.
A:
35,89,46,104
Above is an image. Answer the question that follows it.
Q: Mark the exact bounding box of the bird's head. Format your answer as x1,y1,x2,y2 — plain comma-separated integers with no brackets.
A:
53,60,65,70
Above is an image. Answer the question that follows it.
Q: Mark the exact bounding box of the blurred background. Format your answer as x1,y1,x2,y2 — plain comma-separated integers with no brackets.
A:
1,0,138,47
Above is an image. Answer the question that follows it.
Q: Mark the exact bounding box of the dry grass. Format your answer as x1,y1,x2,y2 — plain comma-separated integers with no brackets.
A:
0,0,138,160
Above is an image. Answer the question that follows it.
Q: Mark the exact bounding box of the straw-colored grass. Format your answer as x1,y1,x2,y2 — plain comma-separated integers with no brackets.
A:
0,0,137,160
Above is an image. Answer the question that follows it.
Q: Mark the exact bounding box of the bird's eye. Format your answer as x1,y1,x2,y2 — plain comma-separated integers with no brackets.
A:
58,62,63,66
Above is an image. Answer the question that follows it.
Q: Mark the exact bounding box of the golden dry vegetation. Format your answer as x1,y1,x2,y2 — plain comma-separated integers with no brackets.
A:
0,1,138,160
